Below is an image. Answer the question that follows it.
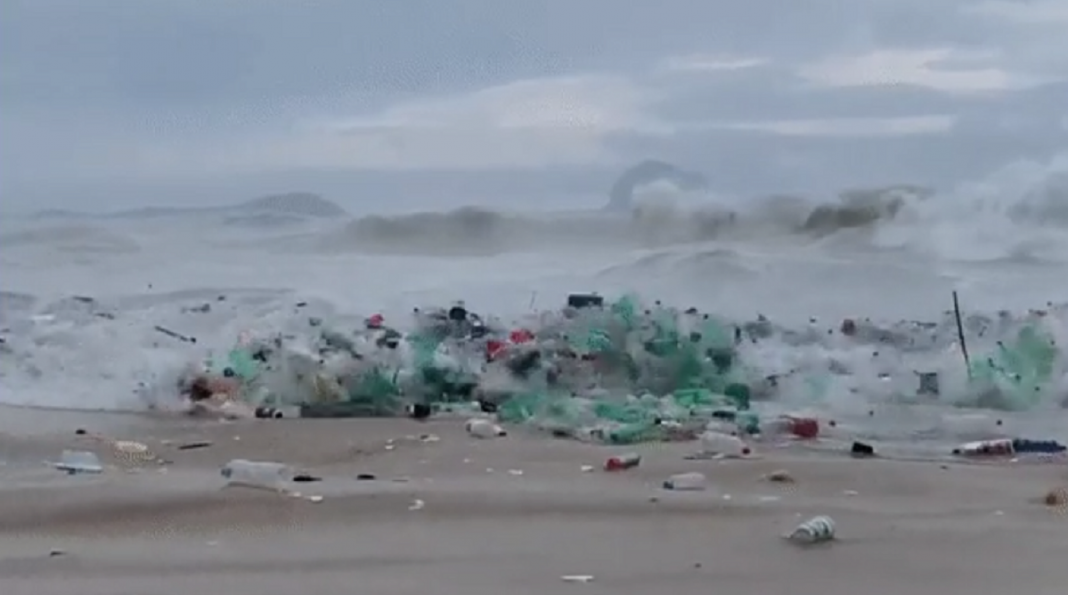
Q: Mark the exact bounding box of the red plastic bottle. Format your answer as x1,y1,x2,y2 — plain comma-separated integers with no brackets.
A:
604,452,641,471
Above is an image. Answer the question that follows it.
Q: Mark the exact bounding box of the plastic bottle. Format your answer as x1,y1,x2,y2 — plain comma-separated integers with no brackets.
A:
698,430,751,457
952,438,1014,457
220,459,293,491
604,452,641,471
787,515,836,544
760,416,819,439
465,418,506,439
55,450,103,474
662,471,707,491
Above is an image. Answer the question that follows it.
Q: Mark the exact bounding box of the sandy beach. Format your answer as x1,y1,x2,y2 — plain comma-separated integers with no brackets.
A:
0,416,1065,595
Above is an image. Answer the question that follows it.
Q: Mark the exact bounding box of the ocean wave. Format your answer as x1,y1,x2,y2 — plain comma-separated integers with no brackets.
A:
308,154,1068,265
0,225,141,254
310,184,931,256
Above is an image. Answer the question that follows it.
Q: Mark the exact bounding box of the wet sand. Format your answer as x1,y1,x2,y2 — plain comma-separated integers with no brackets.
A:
1,416,1067,595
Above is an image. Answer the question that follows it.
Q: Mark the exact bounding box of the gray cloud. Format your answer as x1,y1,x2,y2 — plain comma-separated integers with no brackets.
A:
1,0,1064,210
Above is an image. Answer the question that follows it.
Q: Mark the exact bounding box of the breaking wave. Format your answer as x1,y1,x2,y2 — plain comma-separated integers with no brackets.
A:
317,158,1068,263
303,153,1068,262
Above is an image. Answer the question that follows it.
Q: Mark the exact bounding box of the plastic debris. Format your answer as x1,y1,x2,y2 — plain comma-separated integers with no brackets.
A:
220,459,294,492
850,441,876,457
177,441,213,450
786,515,836,545
953,438,1066,457
604,452,641,471
54,450,103,474
698,431,750,457
1043,487,1068,507
149,292,1068,455
663,472,707,491
765,469,795,483
465,418,506,438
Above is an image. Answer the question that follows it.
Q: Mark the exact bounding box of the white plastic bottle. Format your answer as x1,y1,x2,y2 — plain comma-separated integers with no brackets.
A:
220,459,293,491
465,418,506,439
953,438,1013,457
662,471,707,491
699,430,751,457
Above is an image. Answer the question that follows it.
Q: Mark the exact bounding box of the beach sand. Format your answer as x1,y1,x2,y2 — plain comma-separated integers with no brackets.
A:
1,417,1067,595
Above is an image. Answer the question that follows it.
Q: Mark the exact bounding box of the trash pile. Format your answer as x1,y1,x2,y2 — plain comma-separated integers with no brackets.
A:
174,292,1068,445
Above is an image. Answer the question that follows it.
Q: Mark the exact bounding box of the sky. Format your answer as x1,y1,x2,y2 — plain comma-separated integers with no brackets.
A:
1,0,1066,211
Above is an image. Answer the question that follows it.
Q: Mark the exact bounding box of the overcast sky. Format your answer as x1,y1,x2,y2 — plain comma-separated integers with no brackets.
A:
1,0,1066,210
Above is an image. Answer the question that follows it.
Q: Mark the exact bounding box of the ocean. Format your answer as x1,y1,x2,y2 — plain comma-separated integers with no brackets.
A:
2,157,1068,453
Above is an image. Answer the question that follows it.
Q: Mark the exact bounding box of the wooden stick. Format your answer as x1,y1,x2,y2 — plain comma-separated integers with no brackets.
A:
952,291,972,376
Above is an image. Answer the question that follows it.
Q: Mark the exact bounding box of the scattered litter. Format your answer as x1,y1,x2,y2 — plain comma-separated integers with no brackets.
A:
786,515,836,545
101,291,1064,471
466,418,506,439
762,415,820,439
604,452,641,471
54,450,103,475
765,469,795,483
177,441,213,450
409,499,425,511
953,438,1014,457
662,471,707,491
254,407,286,419
112,440,152,454
220,459,293,492
153,325,195,343
850,441,876,458
953,438,1066,457
698,430,751,458
1043,487,1068,507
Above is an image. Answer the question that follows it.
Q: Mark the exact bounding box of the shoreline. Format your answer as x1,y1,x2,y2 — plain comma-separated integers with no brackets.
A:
1,417,1067,593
